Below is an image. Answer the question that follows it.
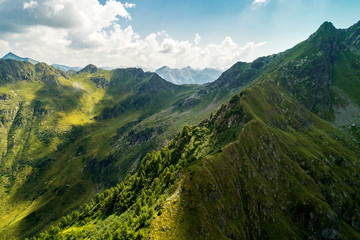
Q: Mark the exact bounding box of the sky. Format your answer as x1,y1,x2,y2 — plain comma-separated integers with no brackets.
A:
0,0,359,70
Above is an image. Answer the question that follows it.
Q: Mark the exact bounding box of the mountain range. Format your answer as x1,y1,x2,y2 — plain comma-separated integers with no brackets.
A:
1,53,83,72
155,66,222,85
0,21,360,240
1,53,222,86
51,64,82,72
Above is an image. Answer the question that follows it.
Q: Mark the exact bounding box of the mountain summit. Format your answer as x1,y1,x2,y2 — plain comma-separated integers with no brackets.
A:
1,52,39,64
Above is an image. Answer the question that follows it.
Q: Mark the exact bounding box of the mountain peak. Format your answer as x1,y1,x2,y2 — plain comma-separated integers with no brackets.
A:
79,64,98,74
314,21,337,35
307,21,336,38
157,65,171,71
308,21,339,46
2,52,17,58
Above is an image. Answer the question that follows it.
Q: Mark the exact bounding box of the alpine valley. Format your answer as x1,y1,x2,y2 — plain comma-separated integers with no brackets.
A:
0,21,360,240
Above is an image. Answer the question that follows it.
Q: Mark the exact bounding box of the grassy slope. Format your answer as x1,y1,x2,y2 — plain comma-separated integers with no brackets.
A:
29,80,360,240
163,81,360,240
0,58,263,239
4,21,360,240
332,49,360,106
0,62,201,239
0,62,105,239
27,21,360,240
26,93,250,240
153,22,360,240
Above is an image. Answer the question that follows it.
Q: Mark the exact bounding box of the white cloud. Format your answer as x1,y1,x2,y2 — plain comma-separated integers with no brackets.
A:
194,33,201,45
0,0,133,33
256,41,268,47
0,40,9,47
125,2,135,8
252,0,269,7
0,0,267,70
253,0,268,4
23,0,38,9
0,40,10,56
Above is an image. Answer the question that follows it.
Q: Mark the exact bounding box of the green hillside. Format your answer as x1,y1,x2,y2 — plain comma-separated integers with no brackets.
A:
0,54,262,239
2,20,360,240
0,61,200,239
28,81,360,239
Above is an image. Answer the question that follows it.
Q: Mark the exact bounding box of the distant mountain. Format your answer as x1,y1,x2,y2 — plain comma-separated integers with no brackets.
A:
52,64,82,72
155,66,222,85
99,66,116,70
100,66,155,71
1,52,39,64
1,53,82,72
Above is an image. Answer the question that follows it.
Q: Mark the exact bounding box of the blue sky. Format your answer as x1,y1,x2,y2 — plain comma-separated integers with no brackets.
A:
0,0,359,70
112,0,360,53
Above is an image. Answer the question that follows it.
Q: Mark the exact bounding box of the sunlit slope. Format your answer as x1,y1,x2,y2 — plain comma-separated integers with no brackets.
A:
0,60,202,239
